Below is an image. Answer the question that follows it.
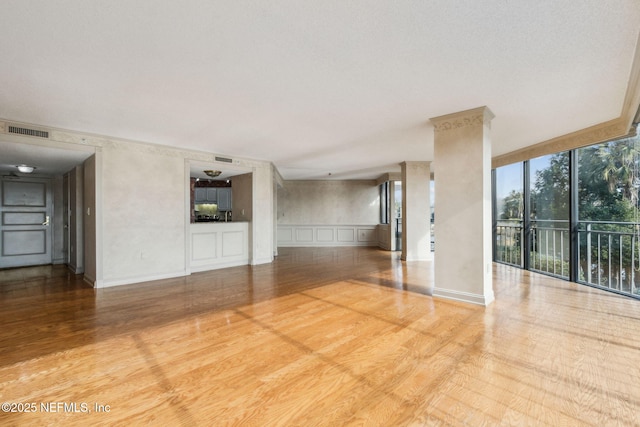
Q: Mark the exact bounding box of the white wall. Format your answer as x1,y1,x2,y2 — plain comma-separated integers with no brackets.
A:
0,128,278,288
276,180,379,247
231,172,254,262
277,180,379,224
92,140,273,287
251,166,274,264
100,145,187,285
378,224,391,250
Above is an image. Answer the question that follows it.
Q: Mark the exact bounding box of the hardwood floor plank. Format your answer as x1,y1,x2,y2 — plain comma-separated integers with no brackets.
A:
1,248,640,426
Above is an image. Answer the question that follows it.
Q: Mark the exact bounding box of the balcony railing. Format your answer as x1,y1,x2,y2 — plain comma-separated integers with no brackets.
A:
495,219,640,298
495,219,523,267
531,219,570,279
578,221,640,297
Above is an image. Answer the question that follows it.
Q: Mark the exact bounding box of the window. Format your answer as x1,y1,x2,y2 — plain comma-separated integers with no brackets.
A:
493,124,640,299
577,132,640,295
494,163,523,267
394,181,402,219
380,182,389,224
529,152,570,278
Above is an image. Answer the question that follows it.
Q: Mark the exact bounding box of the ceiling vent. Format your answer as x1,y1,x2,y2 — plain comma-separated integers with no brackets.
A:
215,156,233,163
7,125,49,139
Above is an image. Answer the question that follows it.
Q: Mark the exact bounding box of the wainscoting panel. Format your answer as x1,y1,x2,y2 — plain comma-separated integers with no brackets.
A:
190,222,249,272
378,224,391,250
337,228,355,242
295,228,314,242
277,224,378,247
277,227,293,242
316,228,334,242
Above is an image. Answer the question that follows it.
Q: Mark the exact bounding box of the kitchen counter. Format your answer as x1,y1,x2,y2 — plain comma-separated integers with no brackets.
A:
190,221,249,272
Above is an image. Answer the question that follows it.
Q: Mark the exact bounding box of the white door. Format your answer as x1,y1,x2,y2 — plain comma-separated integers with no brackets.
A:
0,178,53,268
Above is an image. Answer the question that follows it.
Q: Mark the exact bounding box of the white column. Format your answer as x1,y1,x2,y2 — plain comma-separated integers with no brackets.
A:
400,161,432,261
430,106,494,306
251,165,274,265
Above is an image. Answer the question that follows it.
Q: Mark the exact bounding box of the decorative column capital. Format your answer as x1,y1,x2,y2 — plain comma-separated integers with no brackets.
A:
429,106,495,133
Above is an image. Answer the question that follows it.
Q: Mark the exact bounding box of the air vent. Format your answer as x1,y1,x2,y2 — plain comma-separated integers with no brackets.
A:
8,125,49,139
215,156,233,163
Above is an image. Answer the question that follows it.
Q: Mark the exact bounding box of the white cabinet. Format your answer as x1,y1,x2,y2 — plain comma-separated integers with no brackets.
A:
217,188,232,211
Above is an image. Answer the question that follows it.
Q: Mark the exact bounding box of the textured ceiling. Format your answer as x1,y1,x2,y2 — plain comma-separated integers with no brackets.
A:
1,1,639,179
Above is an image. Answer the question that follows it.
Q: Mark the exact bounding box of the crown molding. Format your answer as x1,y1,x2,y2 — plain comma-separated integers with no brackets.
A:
492,118,630,168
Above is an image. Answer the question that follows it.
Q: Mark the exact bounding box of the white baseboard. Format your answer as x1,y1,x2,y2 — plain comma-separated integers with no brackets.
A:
433,287,495,306
251,256,274,265
97,270,188,288
191,259,249,273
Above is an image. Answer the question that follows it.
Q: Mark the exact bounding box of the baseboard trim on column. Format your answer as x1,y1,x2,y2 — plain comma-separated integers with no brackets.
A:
433,287,494,306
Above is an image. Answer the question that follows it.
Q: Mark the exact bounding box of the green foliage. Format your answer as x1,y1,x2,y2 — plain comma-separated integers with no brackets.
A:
496,244,521,266
525,137,640,223
530,252,570,278
531,152,570,221
577,138,640,222
499,190,523,220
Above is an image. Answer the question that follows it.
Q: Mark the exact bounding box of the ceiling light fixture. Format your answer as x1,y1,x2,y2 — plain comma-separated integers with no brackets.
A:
17,164,35,173
204,170,222,178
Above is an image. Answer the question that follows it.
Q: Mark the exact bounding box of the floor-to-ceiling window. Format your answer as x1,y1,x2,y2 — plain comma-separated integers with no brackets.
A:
430,179,435,251
394,181,402,251
577,133,640,296
529,152,570,278
380,181,389,224
493,125,640,299
494,162,524,267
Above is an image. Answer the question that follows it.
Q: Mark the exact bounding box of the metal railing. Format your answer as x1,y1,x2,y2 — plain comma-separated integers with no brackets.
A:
495,219,523,267
578,221,640,297
495,219,640,298
530,219,570,279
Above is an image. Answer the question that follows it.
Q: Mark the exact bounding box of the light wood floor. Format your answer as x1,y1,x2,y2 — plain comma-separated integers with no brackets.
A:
1,247,639,426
